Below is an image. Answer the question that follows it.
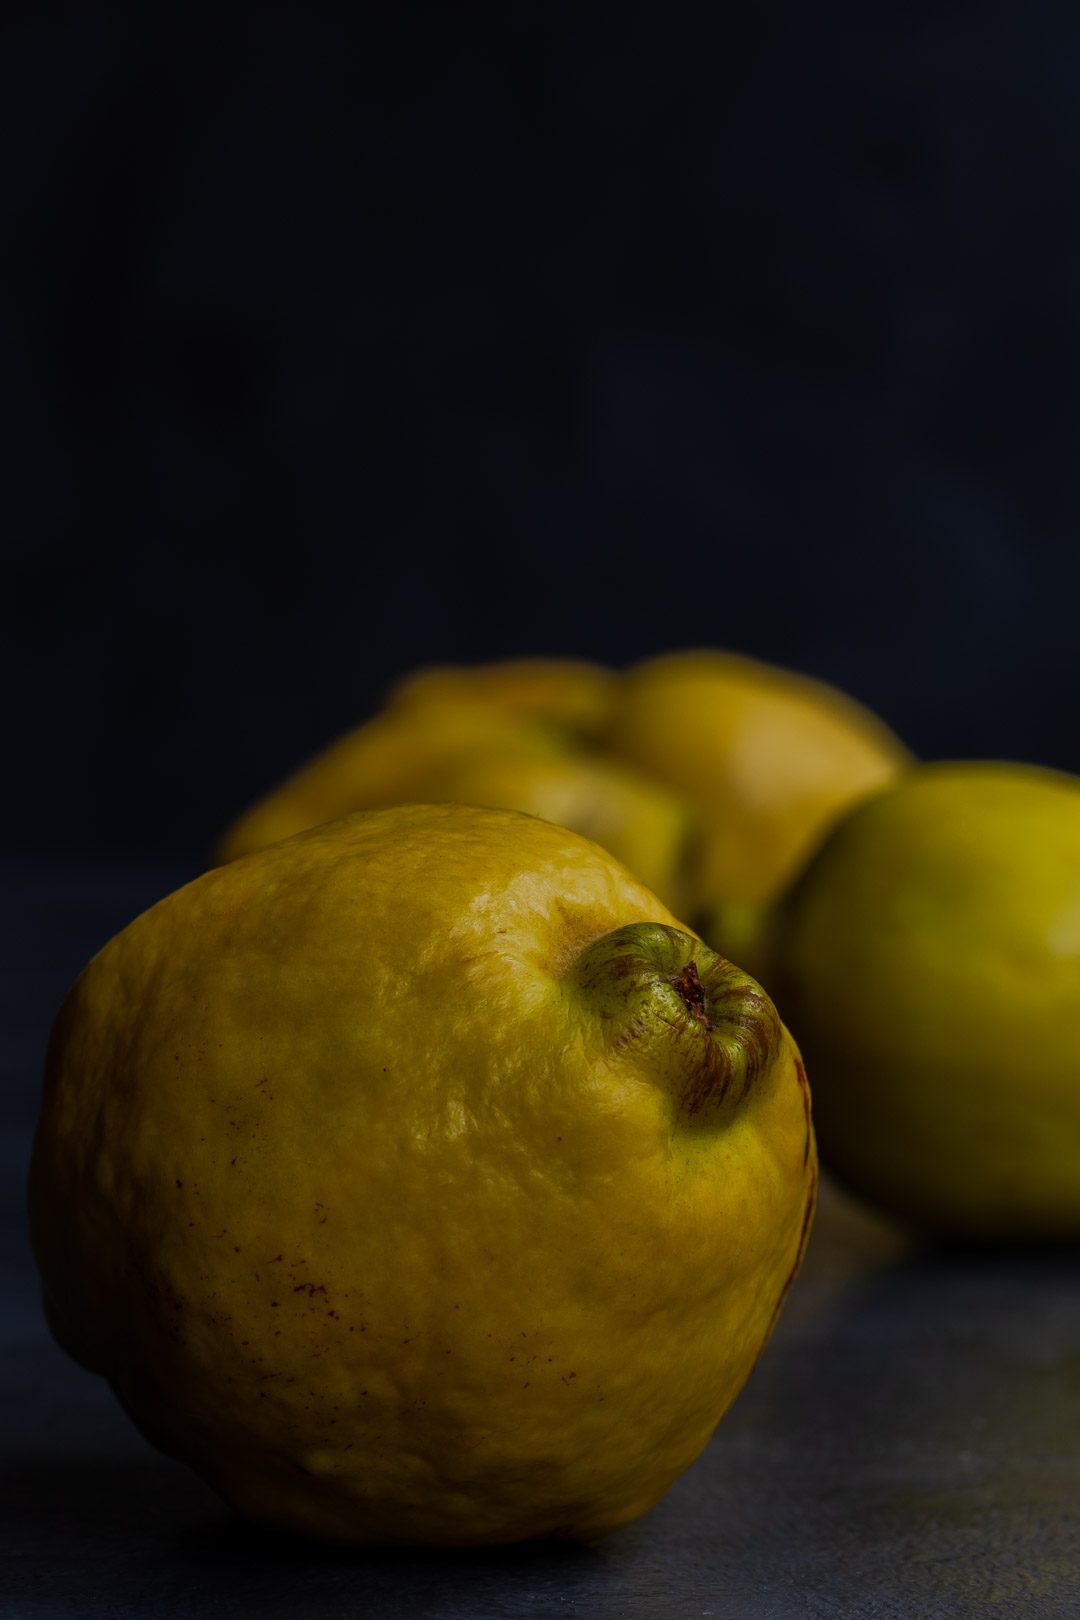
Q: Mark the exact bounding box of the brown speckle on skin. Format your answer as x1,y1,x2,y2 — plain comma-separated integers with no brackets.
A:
613,1013,648,1052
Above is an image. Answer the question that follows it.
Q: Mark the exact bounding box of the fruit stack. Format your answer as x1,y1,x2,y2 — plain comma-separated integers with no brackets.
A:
29,650,1080,1547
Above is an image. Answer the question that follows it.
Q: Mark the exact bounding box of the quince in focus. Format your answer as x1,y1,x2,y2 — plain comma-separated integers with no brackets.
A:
767,762,1080,1240
30,805,815,1546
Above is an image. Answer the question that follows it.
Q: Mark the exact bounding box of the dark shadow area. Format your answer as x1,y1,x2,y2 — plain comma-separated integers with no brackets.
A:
0,1454,625,1619
6,4,1080,859
719,1234,1080,1615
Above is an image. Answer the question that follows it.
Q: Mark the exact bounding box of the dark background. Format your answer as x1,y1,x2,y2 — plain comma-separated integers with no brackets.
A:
6,4,1079,859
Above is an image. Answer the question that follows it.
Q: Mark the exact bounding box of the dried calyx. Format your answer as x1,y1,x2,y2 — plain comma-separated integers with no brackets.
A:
572,922,782,1117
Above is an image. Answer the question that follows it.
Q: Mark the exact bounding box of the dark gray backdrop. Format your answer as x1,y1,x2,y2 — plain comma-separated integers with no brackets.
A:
6,3,1079,857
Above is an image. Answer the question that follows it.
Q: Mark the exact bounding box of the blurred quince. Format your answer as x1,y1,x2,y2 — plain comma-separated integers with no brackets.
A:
389,655,616,740
605,651,910,935
217,651,908,940
767,762,1080,1239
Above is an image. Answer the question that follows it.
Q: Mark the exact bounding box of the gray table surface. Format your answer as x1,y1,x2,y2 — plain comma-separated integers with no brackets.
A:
3,857,1079,1619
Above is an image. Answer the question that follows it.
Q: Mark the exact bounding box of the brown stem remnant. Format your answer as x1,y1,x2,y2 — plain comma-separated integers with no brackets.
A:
669,961,713,1029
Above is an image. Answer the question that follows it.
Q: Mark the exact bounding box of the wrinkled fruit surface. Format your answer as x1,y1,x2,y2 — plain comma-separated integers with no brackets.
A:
31,805,816,1546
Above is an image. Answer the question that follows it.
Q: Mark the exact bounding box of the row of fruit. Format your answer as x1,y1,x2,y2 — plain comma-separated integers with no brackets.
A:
220,649,1080,1240
28,649,1077,1547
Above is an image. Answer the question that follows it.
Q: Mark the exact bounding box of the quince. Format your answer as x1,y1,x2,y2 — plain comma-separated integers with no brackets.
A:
217,652,907,943
767,763,1080,1239
30,805,815,1546
389,656,616,740
216,699,562,864
605,650,910,927
217,696,695,911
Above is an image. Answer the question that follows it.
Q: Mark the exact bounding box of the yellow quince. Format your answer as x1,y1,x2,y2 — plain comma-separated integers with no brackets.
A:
767,762,1080,1239
30,805,815,1546
605,650,911,933
389,655,616,740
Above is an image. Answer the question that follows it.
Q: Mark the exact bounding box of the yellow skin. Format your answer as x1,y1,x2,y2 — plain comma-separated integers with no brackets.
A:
429,750,696,914
768,763,1080,1240
30,805,816,1547
216,700,566,863
216,687,696,914
389,656,617,741
217,650,905,930
605,650,911,923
